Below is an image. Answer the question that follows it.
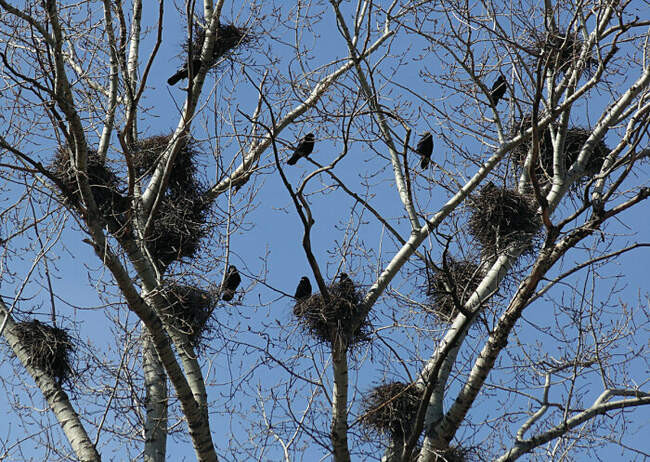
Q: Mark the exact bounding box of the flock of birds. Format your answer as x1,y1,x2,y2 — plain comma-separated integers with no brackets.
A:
208,74,509,302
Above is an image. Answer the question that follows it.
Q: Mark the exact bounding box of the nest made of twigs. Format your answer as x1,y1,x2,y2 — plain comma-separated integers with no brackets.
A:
13,320,74,385
146,188,210,269
468,183,541,256
427,260,483,322
427,446,478,462
292,278,370,345
184,22,253,68
511,116,609,186
51,146,129,226
130,134,201,193
533,29,597,73
360,382,421,439
158,284,217,350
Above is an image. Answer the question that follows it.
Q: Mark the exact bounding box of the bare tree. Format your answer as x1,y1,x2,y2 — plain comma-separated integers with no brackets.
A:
0,0,648,461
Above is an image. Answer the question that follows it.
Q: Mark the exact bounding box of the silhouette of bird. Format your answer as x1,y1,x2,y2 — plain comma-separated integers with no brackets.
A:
415,132,434,168
336,272,355,300
294,276,312,300
167,59,202,86
221,265,241,301
488,75,507,105
287,133,315,165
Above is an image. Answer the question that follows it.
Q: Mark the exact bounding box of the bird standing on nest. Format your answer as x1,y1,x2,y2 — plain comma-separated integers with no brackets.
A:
294,276,312,300
415,132,434,169
488,74,507,106
287,133,315,165
337,272,355,301
221,265,241,301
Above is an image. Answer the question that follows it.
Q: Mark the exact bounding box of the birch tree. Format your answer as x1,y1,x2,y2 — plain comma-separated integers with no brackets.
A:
0,0,648,461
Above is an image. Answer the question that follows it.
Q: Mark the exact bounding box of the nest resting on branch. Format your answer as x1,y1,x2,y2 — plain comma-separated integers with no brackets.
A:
532,29,597,73
159,284,217,350
511,116,609,186
13,320,74,385
360,382,421,439
184,23,252,68
427,260,483,322
469,183,541,256
51,146,129,228
292,277,370,345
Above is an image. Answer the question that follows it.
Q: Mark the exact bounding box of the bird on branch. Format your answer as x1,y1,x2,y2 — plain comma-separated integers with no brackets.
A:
167,59,202,86
415,132,434,169
294,276,312,300
287,133,315,165
488,74,507,106
221,265,241,302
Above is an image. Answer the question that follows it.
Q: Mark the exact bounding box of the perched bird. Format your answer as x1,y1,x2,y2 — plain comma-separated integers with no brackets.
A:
167,58,202,86
415,132,434,169
337,272,355,300
294,276,312,300
287,133,315,165
221,265,241,301
488,74,507,106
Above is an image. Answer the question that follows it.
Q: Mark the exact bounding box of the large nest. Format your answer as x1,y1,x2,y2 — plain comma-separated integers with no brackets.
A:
360,382,421,440
427,260,483,322
184,22,253,69
426,446,478,462
130,134,211,269
13,320,74,385
158,284,217,350
511,116,609,186
532,29,597,74
468,183,541,255
292,277,370,345
51,146,129,228
130,134,201,193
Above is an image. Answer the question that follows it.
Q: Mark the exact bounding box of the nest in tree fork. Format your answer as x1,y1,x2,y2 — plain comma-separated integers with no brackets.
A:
468,183,541,256
51,146,129,228
13,320,74,385
427,259,483,322
158,284,217,350
533,29,597,73
427,446,478,462
510,116,609,186
360,382,421,439
184,23,252,68
292,277,370,345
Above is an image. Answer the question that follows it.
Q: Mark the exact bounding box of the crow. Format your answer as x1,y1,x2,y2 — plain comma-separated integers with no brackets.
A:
221,265,241,301
287,133,315,165
488,75,507,106
415,132,434,169
167,59,202,86
337,272,355,301
294,276,312,300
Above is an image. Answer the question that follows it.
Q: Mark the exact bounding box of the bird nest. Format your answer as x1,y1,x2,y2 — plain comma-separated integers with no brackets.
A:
292,278,370,346
426,446,478,462
146,189,210,269
130,134,201,193
468,183,541,256
511,116,609,186
158,284,217,350
184,22,253,68
51,146,129,228
360,382,421,439
13,320,74,385
427,260,483,322
532,29,597,73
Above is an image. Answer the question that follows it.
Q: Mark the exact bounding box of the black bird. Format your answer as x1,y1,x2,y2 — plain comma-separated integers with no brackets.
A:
294,276,312,300
287,133,315,165
415,132,434,169
221,265,241,302
488,75,507,106
337,272,355,300
167,58,202,86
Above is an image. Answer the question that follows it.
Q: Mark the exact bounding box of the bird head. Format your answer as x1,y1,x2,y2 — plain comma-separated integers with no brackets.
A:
228,265,237,272
304,133,315,141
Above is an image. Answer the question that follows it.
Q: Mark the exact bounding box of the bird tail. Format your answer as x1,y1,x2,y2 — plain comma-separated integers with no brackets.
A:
167,69,186,86
287,154,300,165
222,289,234,302
420,157,430,169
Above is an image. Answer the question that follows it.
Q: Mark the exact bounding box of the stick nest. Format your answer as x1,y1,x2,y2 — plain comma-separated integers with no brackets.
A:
184,23,253,69
159,284,217,350
292,278,370,345
427,446,478,462
51,146,129,228
533,30,597,73
427,260,483,322
511,116,609,186
360,382,421,439
13,320,74,385
131,134,211,268
468,183,541,255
